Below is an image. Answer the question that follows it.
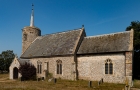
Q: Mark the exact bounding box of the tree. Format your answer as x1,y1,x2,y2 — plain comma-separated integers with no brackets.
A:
18,62,36,80
126,21,140,79
126,21,140,51
0,50,15,73
0,54,4,73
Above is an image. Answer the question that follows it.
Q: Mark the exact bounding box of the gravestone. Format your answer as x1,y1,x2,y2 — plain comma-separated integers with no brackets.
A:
42,77,44,81
88,81,92,87
48,78,53,82
20,77,24,81
54,78,57,83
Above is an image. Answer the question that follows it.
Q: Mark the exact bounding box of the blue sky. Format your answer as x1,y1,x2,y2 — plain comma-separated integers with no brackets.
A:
0,0,140,57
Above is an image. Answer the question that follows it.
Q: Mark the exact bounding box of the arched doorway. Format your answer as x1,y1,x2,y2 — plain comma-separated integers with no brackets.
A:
13,67,18,79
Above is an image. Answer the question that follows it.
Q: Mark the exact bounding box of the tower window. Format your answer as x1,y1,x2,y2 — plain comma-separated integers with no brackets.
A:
23,34,27,41
105,59,113,74
56,60,62,74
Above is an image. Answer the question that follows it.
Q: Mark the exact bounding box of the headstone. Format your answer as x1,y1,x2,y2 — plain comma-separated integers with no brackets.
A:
37,78,41,81
130,81,133,87
98,81,101,86
42,77,44,81
101,78,103,83
88,81,92,87
125,85,130,90
48,78,53,82
54,78,57,83
20,77,24,81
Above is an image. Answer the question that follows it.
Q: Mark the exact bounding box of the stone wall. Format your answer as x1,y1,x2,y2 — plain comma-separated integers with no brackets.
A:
9,57,21,79
125,52,133,85
30,56,76,80
77,53,126,83
22,26,41,54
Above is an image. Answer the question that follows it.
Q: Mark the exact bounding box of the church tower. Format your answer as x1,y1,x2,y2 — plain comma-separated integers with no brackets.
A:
22,4,41,54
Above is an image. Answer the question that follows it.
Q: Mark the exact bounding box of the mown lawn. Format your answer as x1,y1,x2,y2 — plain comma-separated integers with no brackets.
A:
0,74,139,90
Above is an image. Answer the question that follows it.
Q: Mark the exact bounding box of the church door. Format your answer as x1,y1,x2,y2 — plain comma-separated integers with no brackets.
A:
13,67,18,79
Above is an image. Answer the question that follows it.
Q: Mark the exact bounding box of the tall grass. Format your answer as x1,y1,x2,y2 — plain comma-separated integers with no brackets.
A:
133,79,140,88
0,74,139,90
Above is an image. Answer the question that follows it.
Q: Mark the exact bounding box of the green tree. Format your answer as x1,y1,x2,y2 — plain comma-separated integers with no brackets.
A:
126,21,140,79
0,54,4,73
126,21,140,51
18,62,36,80
0,50,15,73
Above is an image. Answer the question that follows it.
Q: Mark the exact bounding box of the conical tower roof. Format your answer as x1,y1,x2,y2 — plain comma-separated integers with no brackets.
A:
30,4,34,27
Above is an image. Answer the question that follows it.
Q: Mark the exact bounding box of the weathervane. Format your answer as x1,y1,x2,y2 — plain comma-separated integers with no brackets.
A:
32,3,34,10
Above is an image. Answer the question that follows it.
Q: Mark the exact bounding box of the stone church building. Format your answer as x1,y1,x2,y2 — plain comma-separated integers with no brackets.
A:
9,6,133,84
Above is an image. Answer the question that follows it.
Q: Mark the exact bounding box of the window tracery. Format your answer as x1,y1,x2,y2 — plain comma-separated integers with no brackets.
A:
56,60,62,74
105,59,113,74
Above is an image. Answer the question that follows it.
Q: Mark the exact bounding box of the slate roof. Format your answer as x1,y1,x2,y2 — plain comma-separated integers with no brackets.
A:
77,30,133,54
21,28,83,58
18,59,30,65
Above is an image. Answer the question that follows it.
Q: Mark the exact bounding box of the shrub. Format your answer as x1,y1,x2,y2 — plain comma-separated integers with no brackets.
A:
18,62,36,80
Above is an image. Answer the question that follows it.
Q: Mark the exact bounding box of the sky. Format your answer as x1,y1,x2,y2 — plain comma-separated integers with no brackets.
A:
0,0,140,57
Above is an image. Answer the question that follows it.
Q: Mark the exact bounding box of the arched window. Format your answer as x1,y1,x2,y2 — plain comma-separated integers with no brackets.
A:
37,64,39,73
105,62,108,74
37,61,42,74
105,59,113,74
109,63,113,74
56,60,62,74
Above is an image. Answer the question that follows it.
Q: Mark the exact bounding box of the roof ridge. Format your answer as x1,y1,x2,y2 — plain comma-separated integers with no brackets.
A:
85,31,130,38
41,28,82,37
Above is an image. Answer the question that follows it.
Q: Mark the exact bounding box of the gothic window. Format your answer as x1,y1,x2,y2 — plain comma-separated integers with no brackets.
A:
105,59,113,74
37,64,39,73
39,64,42,74
44,62,49,71
23,34,27,41
109,63,113,74
37,61,42,74
56,60,62,74
105,62,108,74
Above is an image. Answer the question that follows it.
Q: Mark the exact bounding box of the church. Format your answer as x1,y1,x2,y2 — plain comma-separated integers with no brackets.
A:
9,5,133,84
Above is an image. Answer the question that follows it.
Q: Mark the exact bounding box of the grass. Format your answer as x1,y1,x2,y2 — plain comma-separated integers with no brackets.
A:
133,79,140,88
0,74,139,90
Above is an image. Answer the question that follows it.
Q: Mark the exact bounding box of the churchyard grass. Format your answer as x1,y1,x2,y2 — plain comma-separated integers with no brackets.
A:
133,79,140,88
0,74,140,90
